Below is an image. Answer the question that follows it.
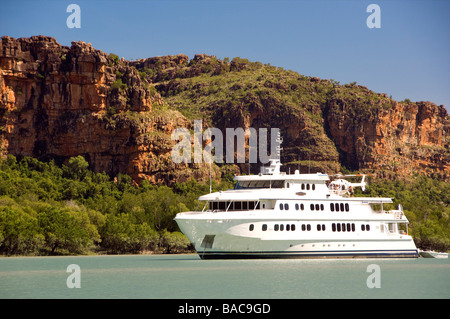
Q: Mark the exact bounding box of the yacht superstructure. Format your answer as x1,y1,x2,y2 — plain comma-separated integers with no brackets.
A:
174,159,419,259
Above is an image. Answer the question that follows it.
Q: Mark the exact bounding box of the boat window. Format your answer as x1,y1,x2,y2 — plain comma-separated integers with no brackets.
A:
320,204,324,211
307,224,311,231
249,201,255,210
301,224,306,231
315,204,319,211
280,224,284,231
345,203,349,212
340,203,344,212
306,184,310,190
274,224,279,231
361,224,365,231
335,203,340,212
279,203,283,210
330,203,334,212
291,224,296,231
317,224,321,231
284,203,289,210
312,184,315,191
310,204,314,211
332,223,336,232
337,223,341,232
234,180,284,189
301,184,305,190
249,224,254,231
262,224,267,231
295,203,299,210
301,203,304,210
242,201,248,210
286,224,290,231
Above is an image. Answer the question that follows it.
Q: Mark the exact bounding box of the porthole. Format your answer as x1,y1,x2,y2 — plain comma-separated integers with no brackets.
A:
249,224,254,231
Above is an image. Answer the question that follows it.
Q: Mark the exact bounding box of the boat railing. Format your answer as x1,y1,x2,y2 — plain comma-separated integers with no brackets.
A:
373,209,404,219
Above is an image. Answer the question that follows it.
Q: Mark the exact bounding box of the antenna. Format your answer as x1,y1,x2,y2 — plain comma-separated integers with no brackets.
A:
209,159,212,194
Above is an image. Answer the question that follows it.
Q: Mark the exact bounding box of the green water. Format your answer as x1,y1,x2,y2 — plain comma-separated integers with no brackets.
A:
0,254,448,299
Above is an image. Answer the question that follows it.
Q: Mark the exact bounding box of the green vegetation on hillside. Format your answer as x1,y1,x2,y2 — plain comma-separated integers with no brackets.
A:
137,55,407,172
0,155,233,256
0,155,448,255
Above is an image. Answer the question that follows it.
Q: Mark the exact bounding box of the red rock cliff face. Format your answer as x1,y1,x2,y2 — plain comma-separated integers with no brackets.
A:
0,35,216,184
326,93,449,180
1,36,448,183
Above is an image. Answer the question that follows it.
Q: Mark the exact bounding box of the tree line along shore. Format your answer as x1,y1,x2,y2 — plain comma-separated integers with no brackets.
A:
0,155,448,256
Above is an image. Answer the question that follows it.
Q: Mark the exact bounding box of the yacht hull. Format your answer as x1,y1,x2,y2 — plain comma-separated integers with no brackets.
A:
175,214,419,259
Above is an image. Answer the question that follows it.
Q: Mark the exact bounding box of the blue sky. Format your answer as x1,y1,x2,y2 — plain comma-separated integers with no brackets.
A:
1,0,449,110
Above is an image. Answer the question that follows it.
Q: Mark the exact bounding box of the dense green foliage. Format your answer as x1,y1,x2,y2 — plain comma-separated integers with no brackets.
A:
0,155,448,255
0,155,232,255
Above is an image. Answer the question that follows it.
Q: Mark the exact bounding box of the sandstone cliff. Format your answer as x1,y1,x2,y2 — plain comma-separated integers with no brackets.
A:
0,35,217,184
1,36,448,183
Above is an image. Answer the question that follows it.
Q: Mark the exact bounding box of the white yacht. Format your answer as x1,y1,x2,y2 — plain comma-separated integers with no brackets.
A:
174,159,419,259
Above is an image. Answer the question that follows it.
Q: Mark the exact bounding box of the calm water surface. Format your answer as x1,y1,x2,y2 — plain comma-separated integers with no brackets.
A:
0,254,448,299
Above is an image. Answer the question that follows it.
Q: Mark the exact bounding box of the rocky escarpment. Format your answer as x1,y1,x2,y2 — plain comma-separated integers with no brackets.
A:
1,36,449,183
326,91,449,179
146,54,449,180
0,35,217,184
